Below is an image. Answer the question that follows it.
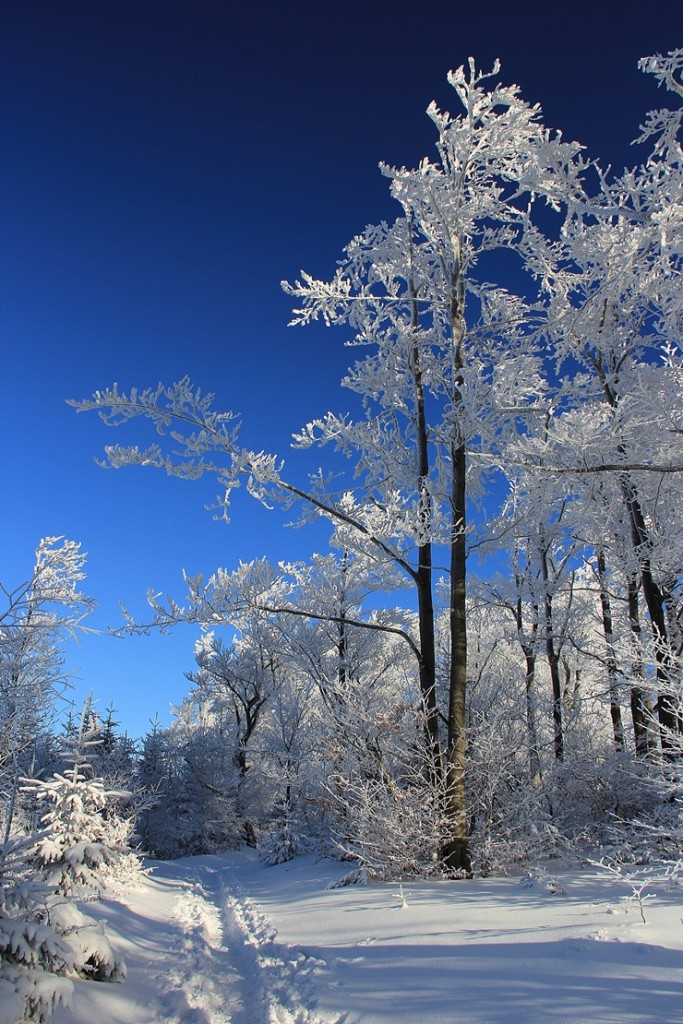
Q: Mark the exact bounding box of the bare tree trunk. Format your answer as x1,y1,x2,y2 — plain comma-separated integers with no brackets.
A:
408,264,443,780
627,579,656,756
442,254,472,873
441,262,471,874
596,550,625,751
444,437,470,873
620,474,680,750
524,645,542,786
514,566,542,786
539,541,564,761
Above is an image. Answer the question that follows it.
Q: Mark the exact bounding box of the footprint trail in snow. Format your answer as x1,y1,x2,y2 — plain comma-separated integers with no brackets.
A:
158,856,337,1024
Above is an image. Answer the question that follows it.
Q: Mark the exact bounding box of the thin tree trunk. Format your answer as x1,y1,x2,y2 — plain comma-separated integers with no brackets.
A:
596,550,625,751
442,261,471,874
514,566,542,786
337,551,349,691
444,437,470,872
661,578,683,736
619,473,679,749
524,644,542,786
627,579,656,756
539,541,564,761
408,258,443,780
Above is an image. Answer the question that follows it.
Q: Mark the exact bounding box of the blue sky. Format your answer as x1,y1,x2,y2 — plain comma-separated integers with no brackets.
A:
1,0,680,738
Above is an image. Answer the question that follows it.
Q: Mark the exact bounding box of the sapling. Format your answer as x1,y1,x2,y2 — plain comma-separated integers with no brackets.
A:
591,858,675,924
392,884,410,908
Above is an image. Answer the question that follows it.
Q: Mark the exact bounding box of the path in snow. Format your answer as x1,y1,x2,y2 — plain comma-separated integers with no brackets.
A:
52,854,342,1024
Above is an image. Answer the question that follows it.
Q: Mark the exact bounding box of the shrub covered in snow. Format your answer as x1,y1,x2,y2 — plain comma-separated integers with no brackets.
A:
0,835,73,1024
0,713,140,1022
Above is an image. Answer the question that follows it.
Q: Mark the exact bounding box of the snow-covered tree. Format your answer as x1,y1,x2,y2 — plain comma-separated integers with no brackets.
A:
525,51,683,753
71,51,683,874
1,539,94,842
0,830,78,1024
26,724,127,899
0,703,135,1023
72,62,587,871
135,718,185,858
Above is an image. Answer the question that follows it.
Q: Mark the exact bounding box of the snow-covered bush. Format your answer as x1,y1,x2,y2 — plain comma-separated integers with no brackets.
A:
598,752,683,866
330,767,450,881
0,834,126,1024
46,900,125,983
0,835,73,1024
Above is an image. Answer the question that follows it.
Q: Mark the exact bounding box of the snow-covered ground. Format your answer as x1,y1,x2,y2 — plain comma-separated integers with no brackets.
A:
54,851,683,1024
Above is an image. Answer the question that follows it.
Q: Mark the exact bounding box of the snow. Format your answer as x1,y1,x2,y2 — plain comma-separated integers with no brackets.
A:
53,852,683,1024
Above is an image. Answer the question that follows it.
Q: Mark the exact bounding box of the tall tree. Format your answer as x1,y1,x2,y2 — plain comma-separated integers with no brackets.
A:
73,61,586,870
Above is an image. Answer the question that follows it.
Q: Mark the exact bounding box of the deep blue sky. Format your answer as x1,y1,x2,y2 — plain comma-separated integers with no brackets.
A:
1,0,680,738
